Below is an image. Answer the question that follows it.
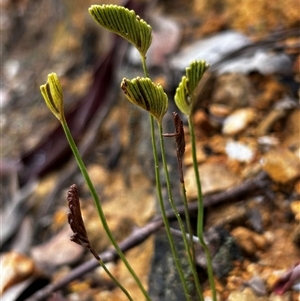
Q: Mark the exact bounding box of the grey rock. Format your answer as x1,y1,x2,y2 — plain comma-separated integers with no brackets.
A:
170,30,292,75
170,31,251,70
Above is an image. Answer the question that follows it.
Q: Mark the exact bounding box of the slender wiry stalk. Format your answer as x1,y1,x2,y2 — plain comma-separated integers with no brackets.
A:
162,113,203,299
60,119,151,301
141,56,192,300
150,117,192,300
98,259,134,301
179,182,198,280
158,124,204,301
188,117,217,301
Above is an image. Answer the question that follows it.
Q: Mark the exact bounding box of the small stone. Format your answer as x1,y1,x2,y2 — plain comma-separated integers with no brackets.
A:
0,251,36,293
31,226,84,268
0,88,11,109
69,279,91,295
209,104,232,118
185,161,239,198
292,282,300,291
193,109,216,136
295,180,300,195
246,263,263,275
252,76,286,110
268,292,292,301
292,223,300,247
222,108,256,135
231,227,268,256
263,231,275,245
94,290,114,301
260,228,299,269
184,142,207,166
205,203,247,229
258,136,280,149
225,140,255,162
3,59,20,80
212,73,252,109
256,108,286,136
267,270,285,289
283,109,300,149
203,293,222,301
246,276,267,296
295,147,300,161
226,275,244,291
227,287,260,301
290,200,300,221
209,135,226,154
262,148,300,183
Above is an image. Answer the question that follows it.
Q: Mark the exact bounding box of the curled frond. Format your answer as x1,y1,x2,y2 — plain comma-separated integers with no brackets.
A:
121,77,168,124
89,5,152,58
40,73,65,121
174,60,209,116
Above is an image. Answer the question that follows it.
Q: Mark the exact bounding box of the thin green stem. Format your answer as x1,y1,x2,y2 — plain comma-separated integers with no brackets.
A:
158,124,204,301
180,183,195,261
98,259,134,301
142,56,193,300
141,56,149,78
188,117,217,301
150,117,191,301
60,119,151,301
187,118,204,237
180,182,204,300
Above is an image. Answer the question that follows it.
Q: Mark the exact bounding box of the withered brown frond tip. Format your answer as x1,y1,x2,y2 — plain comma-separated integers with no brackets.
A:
67,184,100,260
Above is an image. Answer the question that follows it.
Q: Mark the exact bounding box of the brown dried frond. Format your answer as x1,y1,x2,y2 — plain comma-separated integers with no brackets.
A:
67,184,100,260
163,112,186,183
172,112,185,158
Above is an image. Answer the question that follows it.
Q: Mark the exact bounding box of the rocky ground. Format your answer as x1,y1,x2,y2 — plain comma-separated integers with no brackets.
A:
1,0,299,300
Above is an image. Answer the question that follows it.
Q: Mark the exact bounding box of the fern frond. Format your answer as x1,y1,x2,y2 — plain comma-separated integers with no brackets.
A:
89,5,152,58
121,77,168,124
174,60,209,116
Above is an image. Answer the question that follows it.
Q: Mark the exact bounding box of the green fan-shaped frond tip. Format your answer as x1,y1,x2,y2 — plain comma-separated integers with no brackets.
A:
175,60,209,116
40,73,65,122
89,5,152,58
121,77,168,124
